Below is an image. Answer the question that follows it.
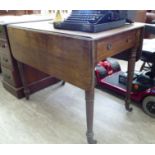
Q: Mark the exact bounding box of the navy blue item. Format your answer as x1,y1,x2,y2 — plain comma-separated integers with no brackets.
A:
54,10,133,33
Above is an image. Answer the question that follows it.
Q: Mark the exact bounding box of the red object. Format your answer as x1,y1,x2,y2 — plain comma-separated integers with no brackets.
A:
98,61,113,75
95,60,155,103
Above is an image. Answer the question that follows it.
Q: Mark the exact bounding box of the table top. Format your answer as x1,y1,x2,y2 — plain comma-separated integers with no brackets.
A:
8,21,145,40
0,14,53,26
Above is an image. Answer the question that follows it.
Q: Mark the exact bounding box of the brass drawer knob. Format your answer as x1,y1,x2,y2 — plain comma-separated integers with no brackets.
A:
4,74,11,80
3,57,8,62
2,43,7,48
107,43,112,50
126,38,129,43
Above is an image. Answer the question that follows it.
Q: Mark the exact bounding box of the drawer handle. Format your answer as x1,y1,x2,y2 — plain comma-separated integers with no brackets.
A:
3,57,8,62
4,74,11,80
126,38,130,43
107,43,112,50
2,44,7,48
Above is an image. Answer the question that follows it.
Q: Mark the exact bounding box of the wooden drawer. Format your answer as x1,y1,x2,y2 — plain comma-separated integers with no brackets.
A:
96,30,138,62
0,52,13,69
1,67,21,87
0,39,10,53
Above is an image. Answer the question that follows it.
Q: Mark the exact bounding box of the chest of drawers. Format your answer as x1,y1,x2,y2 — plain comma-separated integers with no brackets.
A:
0,16,60,98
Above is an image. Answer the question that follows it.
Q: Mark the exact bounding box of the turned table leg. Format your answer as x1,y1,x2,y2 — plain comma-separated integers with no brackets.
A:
125,48,137,111
85,89,97,144
17,61,30,100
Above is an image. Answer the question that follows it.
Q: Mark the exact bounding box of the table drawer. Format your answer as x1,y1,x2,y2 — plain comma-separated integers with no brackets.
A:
0,39,10,53
96,30,137,62
1,67,19,87
0,52,13,69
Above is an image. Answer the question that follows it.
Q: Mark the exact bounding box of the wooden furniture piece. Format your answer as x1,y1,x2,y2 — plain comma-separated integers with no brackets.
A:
0,10,28,16
0,15,60,98
0,10,40,16
7,21,144,143
0,11,30,72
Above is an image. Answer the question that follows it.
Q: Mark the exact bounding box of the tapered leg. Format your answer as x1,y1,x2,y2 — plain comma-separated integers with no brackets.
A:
125,48,137,111
85,89,97,144
17,61,30,100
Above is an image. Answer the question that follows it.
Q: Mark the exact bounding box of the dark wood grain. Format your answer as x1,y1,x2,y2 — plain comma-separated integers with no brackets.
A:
8,28,95,90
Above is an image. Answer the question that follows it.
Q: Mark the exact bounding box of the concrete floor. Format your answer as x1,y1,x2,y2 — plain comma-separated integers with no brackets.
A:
0,60,155,144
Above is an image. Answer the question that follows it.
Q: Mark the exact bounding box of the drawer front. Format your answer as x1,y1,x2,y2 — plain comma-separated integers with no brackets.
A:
0,39,10,53
1,67,19,87
0,26,7,39
0,52,13,69
96,30,137,62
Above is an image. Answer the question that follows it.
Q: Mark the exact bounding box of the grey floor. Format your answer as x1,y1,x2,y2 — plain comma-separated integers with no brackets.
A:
0,60,155,144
